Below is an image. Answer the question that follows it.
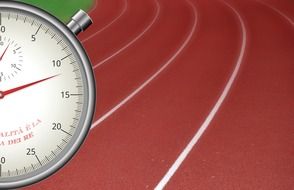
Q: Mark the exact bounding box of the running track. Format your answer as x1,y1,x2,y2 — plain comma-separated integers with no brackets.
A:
27,0,293,189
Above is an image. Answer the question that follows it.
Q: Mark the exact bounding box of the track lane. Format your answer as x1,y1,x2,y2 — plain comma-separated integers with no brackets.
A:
155,0,247,188
262,0,294,21
78,0,126,42
166,0,294,189
86,0,160,129
89,0,160,126
81,0,156,65
82,0,160,127
92,0,160,69
258,0,293,26
81,0,128,43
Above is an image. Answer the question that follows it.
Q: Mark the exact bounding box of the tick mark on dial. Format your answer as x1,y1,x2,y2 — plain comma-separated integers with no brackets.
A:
34,24,42,35
61,53,72,61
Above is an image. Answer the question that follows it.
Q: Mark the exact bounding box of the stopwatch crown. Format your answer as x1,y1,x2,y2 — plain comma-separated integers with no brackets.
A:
67,10,93,35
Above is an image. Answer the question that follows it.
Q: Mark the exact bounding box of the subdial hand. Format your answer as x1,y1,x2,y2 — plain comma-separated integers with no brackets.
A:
0,75,59,99
0,44,10,61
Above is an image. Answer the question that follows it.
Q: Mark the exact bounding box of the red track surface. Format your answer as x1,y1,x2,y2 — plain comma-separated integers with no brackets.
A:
28,0,293,189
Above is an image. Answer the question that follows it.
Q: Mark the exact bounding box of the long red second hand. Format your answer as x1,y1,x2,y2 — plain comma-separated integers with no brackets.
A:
0,75,59,99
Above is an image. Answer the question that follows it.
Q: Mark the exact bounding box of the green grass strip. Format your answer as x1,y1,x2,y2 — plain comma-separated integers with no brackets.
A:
21,0,94,23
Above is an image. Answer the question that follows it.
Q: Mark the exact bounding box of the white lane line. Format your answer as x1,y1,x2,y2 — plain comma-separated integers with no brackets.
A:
88,0,98,13
257,0,294,26
83,0,128,43
90,0,198,129
92,0,161,69
154,0,247,189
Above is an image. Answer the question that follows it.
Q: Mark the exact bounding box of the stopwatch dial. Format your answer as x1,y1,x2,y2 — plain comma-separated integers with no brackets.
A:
0,36,23,82
0,6,94,186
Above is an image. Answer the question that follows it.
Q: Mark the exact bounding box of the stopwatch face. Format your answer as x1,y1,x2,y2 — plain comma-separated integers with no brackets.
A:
0,1,95,189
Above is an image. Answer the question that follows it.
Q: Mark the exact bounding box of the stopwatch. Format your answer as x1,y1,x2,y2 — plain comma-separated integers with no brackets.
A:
0,1,95,189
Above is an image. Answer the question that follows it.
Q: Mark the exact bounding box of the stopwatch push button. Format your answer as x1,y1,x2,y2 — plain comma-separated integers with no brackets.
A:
67,10,93,35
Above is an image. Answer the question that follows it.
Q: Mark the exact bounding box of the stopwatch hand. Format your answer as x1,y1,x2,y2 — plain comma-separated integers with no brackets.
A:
0,75,59,99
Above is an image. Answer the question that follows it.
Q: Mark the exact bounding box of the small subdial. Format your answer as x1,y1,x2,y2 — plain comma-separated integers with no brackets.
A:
0,36,23,82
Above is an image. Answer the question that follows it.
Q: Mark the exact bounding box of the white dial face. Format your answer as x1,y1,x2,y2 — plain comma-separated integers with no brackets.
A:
0,6,94,186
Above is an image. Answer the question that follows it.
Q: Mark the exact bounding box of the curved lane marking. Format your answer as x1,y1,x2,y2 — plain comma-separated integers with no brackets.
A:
91,0,197,129
88,0,98,14
83,0,129,43
257,0,294,26
92,0,161,69
154,0,247,189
